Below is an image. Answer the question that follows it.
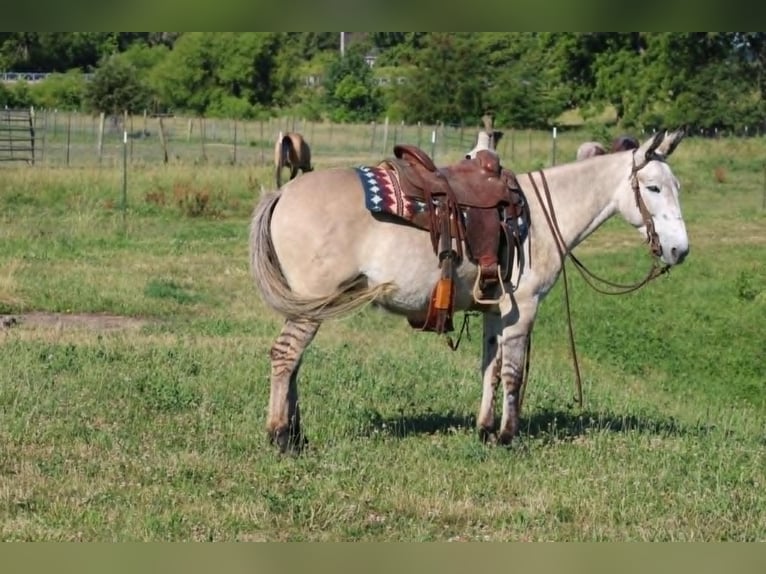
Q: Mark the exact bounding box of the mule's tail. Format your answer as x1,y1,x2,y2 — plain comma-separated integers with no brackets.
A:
249,191,395,321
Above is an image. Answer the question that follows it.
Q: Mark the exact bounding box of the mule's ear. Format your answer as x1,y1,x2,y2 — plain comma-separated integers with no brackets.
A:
634,131,664,168
656,128,685,158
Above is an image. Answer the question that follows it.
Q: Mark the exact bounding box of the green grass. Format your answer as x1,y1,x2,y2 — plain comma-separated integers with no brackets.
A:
0,133,765,541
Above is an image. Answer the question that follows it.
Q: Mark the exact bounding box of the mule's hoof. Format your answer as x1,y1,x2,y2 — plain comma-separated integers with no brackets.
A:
478,426,497,445
497,429,516,446
269,429,308,455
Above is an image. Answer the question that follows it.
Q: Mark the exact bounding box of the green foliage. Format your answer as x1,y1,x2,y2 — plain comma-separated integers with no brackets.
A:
398,33,487,125
322,51,383,123
28,69,87,110
86,54,150,115
3,33,766,133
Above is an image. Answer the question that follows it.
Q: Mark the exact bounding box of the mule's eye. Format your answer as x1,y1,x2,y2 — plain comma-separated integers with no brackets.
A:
646,185,660,193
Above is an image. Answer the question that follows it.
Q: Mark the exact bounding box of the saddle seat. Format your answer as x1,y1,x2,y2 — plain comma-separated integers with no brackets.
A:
384,144,528,334
394,144,512,209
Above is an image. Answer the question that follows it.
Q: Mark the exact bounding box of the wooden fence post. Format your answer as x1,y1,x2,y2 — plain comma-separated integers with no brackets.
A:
232,119,238,164
259,119,265,166
97,111,105,165
381,116,389,154
66,112,72,166
158,116,169,164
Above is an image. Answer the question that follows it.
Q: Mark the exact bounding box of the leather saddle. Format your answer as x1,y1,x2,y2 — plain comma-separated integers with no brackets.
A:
383,144,529,333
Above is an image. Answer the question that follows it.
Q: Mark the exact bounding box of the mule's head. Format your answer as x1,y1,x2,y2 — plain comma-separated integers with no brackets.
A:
620,129,689,266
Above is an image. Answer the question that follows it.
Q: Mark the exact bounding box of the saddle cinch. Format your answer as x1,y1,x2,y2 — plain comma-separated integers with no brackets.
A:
384,144,529,334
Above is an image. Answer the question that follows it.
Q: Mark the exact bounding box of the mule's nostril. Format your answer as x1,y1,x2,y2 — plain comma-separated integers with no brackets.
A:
673,246,689,264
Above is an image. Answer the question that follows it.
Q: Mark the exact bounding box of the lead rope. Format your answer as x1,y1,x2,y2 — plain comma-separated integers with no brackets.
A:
527,171,584,408
526,164,671,410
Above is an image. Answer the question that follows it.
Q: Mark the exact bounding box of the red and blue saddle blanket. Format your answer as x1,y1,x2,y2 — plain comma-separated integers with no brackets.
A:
356,165,428,222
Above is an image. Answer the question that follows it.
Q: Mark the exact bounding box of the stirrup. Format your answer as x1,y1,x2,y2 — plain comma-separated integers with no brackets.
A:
472,266,506,305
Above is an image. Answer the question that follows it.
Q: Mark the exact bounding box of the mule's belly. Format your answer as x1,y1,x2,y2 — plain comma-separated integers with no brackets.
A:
269,168,484,318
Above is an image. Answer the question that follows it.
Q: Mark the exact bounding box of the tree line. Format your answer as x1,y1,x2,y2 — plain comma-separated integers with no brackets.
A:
1,32,764,132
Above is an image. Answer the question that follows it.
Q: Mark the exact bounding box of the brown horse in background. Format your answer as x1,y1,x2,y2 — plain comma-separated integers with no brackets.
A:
275,132,313,188
611,134,640,152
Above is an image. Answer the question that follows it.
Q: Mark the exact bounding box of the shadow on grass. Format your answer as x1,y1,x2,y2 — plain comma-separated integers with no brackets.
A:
359,407,717,441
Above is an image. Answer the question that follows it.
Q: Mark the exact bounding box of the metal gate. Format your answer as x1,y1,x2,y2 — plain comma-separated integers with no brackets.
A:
0,107,36,164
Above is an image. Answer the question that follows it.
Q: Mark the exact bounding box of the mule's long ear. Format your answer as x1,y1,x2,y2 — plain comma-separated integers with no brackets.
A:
634,131,664,169
656,128,685,158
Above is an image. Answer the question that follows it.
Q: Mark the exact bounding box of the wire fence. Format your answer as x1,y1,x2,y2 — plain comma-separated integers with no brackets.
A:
0,110,579,173
3,108,765,176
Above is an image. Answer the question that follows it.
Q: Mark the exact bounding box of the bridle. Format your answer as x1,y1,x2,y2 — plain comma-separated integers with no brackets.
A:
523,152,672,409
631,151,664,260
565,152,670,296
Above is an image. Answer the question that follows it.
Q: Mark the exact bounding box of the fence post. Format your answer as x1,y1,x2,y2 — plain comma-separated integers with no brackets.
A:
158,116,169,164
417,121,423,148
28,106,36,165
370,121,377,152
40,109,48,165
200,117,207,161
528,129,532,159
122,124,128,227
762,161,766,210
66,112,72,166
129,112,134,163
259,119,265,166
551,126,557,165
232,119,238,164
97,111,105,165
381,116,389,154
430,127,437,160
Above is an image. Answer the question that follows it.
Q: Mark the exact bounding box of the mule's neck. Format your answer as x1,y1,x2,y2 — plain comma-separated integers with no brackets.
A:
530,153,630,252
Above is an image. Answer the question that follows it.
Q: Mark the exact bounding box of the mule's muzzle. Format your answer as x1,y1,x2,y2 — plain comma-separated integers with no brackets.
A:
663,243,689,266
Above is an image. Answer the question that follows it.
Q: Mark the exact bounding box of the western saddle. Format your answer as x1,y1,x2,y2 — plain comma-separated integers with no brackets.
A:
384,144,529,334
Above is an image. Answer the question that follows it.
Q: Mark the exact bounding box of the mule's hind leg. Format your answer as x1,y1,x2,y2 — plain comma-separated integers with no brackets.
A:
268,317,320,453
477,312,502,442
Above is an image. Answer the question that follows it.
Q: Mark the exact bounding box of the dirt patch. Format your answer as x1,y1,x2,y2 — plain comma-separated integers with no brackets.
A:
1,312,149,332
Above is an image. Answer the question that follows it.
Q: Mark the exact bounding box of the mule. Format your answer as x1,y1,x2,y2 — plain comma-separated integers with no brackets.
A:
576,141,607,161
274,131,313,188
250,130,689,452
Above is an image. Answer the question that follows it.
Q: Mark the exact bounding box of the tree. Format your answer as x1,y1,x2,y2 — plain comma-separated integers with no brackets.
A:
398,33,487,125
322,51,382,122
153,32,284,117
86,54,150,115
483,33,572,128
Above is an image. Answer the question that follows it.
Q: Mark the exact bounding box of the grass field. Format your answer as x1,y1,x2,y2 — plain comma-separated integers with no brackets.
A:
0,129,764,541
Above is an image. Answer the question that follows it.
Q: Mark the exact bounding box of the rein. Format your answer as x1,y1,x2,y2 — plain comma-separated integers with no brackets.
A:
566,154,671,294
525,161,669,408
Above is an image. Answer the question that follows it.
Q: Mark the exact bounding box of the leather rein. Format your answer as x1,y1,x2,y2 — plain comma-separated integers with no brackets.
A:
524,154,670,409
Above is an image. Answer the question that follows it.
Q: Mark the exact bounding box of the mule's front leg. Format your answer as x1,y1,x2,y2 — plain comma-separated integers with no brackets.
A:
497,331,530,445
268,318,320,453
477,312,502,442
